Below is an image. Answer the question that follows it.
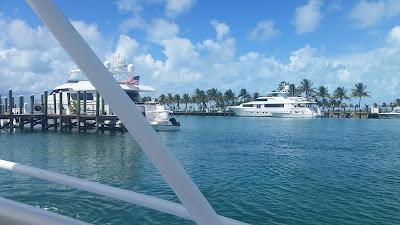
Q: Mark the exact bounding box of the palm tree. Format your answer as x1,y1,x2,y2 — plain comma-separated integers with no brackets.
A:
352,82,370,113
394,98,400,107
316,86,329,111
288,83,297,97
182,93,191,111
299,79,314,98
206,88,218,110
382,102,387,112
333,87,349,111
215,91,225,111
158,94,166,105
223,89,236,106
166,93,174,109
252,92,260,100
238,88,251,103
194,89,207,111
174,94,181,111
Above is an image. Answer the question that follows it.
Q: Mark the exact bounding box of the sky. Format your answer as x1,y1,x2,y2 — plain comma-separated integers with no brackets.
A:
0,0,400,104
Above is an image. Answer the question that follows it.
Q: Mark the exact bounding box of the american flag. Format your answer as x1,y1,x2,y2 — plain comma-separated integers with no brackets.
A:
122,76,140,85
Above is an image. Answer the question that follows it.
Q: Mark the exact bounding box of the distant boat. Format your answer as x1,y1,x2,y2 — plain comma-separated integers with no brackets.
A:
46,60,180,131
379,107,400,119
228,86,321,118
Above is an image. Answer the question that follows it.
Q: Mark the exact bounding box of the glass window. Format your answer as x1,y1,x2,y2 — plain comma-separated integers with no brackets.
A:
243,104,254,107
264,104,284,108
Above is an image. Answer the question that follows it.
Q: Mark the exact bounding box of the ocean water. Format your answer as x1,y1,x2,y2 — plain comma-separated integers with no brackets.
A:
0,116,400,225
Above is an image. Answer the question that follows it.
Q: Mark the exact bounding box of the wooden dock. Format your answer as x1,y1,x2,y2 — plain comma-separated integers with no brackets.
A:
0,90,126,132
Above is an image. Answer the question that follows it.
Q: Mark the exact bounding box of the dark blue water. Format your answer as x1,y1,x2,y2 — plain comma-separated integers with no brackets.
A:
1,117,400,225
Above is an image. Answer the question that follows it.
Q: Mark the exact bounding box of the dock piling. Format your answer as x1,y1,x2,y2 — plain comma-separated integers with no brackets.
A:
43,91,48,130
8,90,13,133
0,95,2,115
30,95,34,129
96,92,100,131
19,95,24,130
77,91,81,131
59,91,63,129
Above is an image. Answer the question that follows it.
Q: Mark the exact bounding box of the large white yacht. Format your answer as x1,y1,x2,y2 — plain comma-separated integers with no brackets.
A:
228,86,321,118
45,60,180,130
379,107,400,119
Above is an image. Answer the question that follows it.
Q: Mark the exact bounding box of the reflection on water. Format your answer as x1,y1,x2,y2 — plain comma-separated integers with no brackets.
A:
1,117,400,224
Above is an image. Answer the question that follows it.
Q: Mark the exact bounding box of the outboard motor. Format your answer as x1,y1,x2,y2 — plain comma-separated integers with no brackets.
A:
169,118,180,126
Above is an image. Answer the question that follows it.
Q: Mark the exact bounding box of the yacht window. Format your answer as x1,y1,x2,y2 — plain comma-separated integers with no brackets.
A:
254,98,267,101
85,93,93,100
70,92,93,100
71,93,77,100
264,104,284,108
256,104,261,108
50,88,70,95
243,104,254,107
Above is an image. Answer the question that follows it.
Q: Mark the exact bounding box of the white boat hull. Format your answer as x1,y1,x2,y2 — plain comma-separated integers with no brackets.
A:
229,107,320,118
152,124,180,131
229,108,272,117
270,112,316,118
378,113,400,119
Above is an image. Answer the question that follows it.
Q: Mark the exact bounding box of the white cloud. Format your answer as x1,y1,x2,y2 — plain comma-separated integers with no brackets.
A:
349,0,400,27
72,21,112,57
108,35,140,62
387,26,400,44
328,0,342,11
1,15,400,103
0,16,112,95
117,0,143,14
210,20,230,40
293,0,323,34
165,0,196,18
249,20,279,41
146,19,179,42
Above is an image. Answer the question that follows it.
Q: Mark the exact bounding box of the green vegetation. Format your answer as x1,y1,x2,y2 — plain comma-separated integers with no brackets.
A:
142,80,399,113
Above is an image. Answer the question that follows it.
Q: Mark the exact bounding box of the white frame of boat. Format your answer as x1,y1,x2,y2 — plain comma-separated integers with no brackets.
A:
0,0,248,224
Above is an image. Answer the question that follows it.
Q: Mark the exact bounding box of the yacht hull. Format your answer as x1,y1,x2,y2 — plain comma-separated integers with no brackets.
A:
152,124,180,131
229,108,272,117
378,113,400,119
270,112,316,118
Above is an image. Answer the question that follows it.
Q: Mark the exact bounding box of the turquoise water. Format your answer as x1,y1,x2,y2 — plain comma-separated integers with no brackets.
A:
1,116,400,225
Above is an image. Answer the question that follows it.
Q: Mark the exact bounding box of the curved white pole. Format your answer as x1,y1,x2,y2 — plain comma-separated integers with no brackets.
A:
25,0,221,224
0,159,248,225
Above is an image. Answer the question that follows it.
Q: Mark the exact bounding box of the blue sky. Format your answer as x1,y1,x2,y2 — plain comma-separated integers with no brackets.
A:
1,0,400,104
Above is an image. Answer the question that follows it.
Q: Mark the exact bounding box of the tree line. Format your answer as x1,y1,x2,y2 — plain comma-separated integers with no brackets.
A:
143,79,400,112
